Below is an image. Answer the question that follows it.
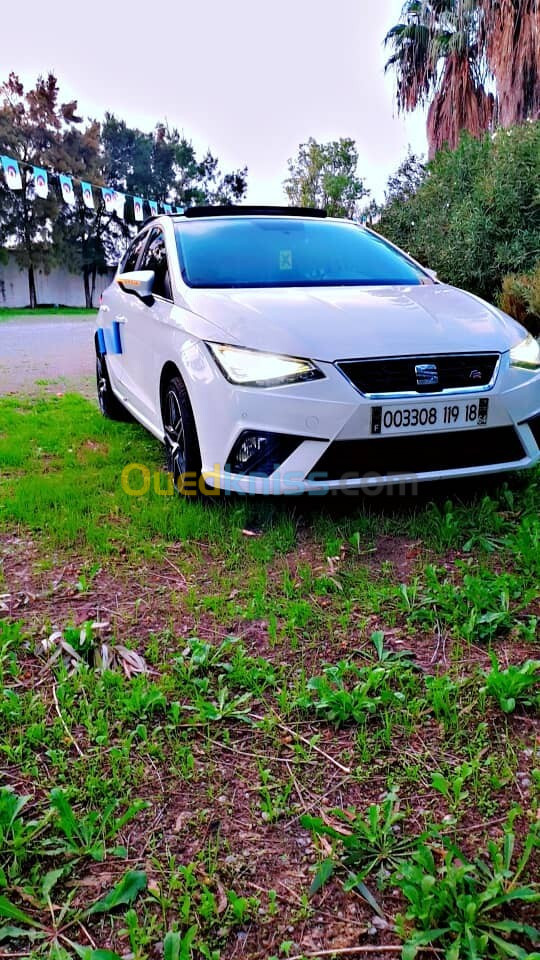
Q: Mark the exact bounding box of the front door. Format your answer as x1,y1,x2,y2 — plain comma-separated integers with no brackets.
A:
113,227,174,426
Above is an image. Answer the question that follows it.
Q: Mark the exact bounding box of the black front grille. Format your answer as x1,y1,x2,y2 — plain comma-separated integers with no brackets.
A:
310,427,525,480
338,354,499,395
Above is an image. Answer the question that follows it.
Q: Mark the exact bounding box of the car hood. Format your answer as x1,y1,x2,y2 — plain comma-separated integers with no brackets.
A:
183,283,523,360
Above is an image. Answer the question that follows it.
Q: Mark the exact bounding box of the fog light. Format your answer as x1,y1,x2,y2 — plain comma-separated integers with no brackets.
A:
237,435,267,466
228,431,304,476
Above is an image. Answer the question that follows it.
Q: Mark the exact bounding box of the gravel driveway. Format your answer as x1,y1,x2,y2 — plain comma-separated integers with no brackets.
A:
0,314,96,396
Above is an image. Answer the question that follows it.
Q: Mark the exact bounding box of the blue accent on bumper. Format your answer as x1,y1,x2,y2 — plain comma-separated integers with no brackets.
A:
97,327,107,355
103,321,123,355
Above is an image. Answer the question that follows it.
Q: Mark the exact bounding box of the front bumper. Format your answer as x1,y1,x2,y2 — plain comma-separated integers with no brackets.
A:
182,346,540,494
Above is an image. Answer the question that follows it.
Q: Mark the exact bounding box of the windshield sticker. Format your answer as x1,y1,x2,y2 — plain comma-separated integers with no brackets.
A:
279,249,293,270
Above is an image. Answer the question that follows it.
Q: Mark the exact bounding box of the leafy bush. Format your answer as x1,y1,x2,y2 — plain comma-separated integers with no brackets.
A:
500,261,540,336
377,122,540,324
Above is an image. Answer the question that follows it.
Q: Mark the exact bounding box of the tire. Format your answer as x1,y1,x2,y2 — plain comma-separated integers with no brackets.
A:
95,348,131,422
162,375,203,496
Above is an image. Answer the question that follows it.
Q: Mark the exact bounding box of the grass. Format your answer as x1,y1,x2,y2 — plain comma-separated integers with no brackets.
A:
0,393,538,959
0,307,98,320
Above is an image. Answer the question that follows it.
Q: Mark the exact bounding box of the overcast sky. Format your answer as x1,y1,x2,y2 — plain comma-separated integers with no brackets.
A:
4,0,427,204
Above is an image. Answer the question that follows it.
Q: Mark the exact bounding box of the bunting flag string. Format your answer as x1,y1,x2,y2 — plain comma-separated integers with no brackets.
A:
81,181,94,209
59,174,75,206
102,186,115,213
33,167,48,199
1,155,22,190
0,152,180,222
114,191,126,219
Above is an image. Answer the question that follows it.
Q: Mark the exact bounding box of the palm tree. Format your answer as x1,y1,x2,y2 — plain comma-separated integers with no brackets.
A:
384,0,494,156
480,0,540,126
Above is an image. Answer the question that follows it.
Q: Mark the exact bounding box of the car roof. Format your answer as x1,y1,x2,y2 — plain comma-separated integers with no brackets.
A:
142,205,330,227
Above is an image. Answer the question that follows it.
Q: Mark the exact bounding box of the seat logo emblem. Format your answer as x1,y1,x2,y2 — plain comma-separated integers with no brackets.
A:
415,363,439,386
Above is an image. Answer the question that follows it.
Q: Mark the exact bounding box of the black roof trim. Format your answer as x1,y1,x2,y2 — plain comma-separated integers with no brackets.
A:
182,205,327,219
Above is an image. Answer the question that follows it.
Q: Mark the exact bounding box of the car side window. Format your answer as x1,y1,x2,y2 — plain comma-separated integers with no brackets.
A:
121,231,148,273
140,229,173,301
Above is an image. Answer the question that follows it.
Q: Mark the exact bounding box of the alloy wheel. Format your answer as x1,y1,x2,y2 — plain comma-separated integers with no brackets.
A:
165,388,187,480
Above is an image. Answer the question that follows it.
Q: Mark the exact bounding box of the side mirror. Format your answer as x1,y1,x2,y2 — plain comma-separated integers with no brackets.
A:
116,270,155,305
425,268,438,281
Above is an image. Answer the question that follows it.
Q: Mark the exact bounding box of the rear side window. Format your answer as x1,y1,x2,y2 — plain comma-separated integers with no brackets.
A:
140,229,172,300
121,232,148,273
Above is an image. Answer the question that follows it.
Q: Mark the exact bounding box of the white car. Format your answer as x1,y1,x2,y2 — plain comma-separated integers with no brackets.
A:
95,206,540,495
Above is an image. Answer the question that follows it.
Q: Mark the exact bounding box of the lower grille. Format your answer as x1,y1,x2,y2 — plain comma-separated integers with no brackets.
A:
310,427,526,480
338,353,499,395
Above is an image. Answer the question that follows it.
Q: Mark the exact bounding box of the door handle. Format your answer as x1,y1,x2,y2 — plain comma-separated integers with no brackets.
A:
114,315,128,324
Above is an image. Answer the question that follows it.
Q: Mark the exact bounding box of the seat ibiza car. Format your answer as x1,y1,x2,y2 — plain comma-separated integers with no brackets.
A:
95,206,540,494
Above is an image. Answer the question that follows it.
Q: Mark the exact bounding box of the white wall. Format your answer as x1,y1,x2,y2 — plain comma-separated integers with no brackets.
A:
0,254,115,308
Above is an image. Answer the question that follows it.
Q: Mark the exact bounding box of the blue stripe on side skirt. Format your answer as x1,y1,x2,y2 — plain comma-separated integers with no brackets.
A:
97,327,107,355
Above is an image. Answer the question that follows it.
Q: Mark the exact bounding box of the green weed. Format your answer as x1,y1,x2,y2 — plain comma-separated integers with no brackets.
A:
302,789,419,891
482,654,540,713
396,818,539,959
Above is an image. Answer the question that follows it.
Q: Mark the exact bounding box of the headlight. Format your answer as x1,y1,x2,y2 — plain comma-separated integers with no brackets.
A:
510,335,540,370
205,343,325,387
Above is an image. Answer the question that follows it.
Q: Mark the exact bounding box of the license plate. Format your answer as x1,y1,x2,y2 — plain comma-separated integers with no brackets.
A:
371,398,489,435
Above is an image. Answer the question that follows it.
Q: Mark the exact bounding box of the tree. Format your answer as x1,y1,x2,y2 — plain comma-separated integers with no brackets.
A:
284,138,369,217
384,149,426,204
0,74,247,307
0,72,82,307
101,115,248,212
384,0,494,158
100,116,248,267
0,77,249,308
371,149,426,247
385,0,540,155
93,117,249,299
480,0,540,127
376,122,540,311
52,120,111,308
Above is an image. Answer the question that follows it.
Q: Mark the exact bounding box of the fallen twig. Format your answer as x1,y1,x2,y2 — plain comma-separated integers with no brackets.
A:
251,712,351,775
287,947,404,959
288,947,442,959
205,735,316,765
163,555,187,583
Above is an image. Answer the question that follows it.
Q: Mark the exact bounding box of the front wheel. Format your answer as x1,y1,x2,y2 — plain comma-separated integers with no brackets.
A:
163,375,202,495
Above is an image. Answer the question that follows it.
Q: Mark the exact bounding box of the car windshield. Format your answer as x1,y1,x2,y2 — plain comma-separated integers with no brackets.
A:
174,217,427,288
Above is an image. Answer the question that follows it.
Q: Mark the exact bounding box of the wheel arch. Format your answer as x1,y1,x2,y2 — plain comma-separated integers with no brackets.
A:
159,361,200,435
160,361,203,483
159,361,182,415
